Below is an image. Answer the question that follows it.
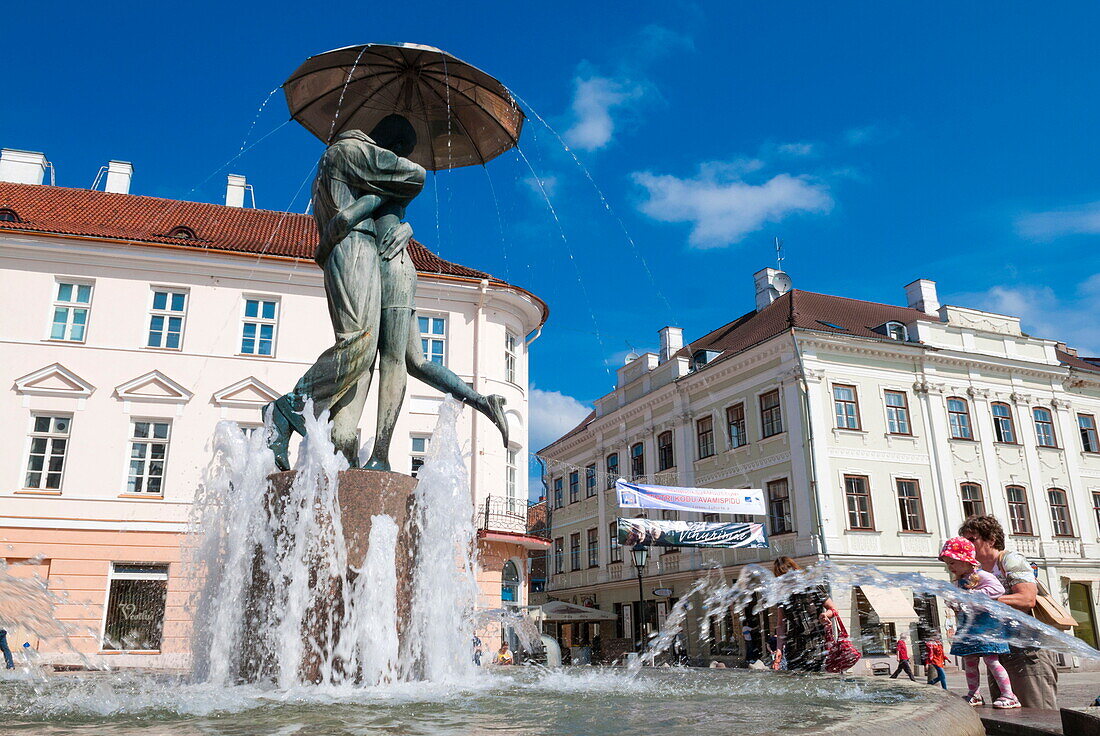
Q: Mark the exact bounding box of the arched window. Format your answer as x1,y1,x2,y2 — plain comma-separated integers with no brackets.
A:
1006,485,1032,535
501,559,520,604
630,442,645,478
991,402,1017,444
168,225,197,240
947,397,973,439
1047,488,1074,537
0,208,20,222
885,321,908,341
1033,407,1058,448
960,482,985,518
656,430,674,470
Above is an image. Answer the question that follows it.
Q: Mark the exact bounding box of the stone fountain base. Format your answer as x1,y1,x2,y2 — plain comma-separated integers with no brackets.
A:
238,468,417,684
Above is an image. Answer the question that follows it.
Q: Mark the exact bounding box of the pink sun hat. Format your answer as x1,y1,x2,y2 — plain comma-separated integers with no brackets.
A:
939,536,979,568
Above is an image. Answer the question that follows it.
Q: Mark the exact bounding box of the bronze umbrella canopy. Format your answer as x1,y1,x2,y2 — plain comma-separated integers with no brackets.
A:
283,43,525,171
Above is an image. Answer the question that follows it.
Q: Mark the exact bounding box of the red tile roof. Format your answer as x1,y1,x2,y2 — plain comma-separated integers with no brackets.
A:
676,290,942,362
0,181,506,284
1057,350,1100,375
543,290,1098,452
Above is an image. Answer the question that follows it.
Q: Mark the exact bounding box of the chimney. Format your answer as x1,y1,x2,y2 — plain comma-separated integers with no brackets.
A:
225,174,247,207
0,149,47,185
658,326,683,362
754,267,792,311
104,160,133,194
905,279,940,316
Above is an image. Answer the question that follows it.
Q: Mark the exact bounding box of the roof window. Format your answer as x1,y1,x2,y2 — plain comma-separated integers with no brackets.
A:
885,321,908,341
692,349,722,370
816,320,845,330
168,226,197,240
0,208,20,222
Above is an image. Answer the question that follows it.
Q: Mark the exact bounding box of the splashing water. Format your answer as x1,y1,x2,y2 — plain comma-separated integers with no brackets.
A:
401,397,479,683
186,396,479,688
634,560,1100,673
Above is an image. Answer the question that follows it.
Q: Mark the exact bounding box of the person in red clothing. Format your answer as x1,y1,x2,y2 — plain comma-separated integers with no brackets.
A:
890,634,916,681
924,632,948,689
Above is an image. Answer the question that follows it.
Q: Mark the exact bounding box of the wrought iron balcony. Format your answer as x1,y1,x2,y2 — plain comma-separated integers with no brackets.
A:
479,495,549,538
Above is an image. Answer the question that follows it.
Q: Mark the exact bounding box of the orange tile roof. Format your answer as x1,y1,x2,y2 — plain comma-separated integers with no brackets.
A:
0,181,505,284
542,290,1099,452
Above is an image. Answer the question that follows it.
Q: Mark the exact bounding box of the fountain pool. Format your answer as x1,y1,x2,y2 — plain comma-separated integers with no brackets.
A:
0,667,983,735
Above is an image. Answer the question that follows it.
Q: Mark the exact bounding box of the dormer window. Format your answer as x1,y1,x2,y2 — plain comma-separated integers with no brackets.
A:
691,349,721,370
168,226,197,240
886,322,908,341
0,208,20,222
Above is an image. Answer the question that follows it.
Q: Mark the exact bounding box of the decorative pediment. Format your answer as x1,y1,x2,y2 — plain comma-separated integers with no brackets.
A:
114,370,193,404
14,363,96,398
212,377,280,407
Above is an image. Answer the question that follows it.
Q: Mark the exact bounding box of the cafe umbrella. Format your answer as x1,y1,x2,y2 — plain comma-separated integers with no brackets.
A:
283,42,525,171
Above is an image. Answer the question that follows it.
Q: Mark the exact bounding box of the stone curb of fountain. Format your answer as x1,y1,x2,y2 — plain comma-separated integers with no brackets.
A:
820,676,984,736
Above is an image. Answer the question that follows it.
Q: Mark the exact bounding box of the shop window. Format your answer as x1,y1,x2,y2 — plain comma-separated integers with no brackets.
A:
101,563,169,651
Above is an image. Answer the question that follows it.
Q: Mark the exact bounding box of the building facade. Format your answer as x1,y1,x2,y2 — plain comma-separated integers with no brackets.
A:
538,268,1100,665
0,148,549,668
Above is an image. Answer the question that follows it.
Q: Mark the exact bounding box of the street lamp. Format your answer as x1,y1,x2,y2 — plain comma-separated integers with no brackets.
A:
631,544,649,651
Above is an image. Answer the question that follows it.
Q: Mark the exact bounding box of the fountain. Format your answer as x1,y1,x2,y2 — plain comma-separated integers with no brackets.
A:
7,41,1084,736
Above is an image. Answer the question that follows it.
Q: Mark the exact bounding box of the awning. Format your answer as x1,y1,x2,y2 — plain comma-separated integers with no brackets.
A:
860,585,919,624
529,601,616,622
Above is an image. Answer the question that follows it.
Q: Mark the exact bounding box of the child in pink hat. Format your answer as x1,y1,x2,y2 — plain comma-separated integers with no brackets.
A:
940,536,1020,709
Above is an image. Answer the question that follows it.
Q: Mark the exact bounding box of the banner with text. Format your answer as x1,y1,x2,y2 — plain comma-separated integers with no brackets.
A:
615,479,766,516
617,517,768,549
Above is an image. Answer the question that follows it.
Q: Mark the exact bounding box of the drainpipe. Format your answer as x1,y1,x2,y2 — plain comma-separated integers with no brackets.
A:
472,279,490,502
790,329,829,559
525,324,543,347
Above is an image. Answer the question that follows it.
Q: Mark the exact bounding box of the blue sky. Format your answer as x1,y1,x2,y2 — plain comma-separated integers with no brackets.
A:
4,3,1099,492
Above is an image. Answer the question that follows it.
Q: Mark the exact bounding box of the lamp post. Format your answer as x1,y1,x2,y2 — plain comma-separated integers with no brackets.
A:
631,544,649,652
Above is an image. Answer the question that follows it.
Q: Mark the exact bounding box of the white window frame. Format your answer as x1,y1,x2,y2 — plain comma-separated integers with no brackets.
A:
885,321,908,341
48,279,94,342
240,295,279,357
418,314,447,366
505,331,519,385
833,384,861,430
146,287,189,351
765,476,793,535
883,389,912,435
758,387,784,438
23,414,72,491
100,562,169,652
506,447,519,510
1033,407,1058,448
411,434,430,477
125,419,171,496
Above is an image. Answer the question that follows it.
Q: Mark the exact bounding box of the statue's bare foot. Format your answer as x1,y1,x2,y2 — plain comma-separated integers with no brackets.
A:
481,394,509,448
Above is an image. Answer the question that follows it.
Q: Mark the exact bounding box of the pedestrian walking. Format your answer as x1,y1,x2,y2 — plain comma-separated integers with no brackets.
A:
889,635,916,681
924,632,948,690
0,629,13,669
940,536,1020,709
772,556,841,672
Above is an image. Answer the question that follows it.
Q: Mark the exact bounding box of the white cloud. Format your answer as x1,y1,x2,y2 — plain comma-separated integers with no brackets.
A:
563,76,642,152
949,274,1100,355
522,173,558,200
632,163,834,248
843,124,896,147
1015,201,1100,241
777,142,816,157
528,386,592,453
